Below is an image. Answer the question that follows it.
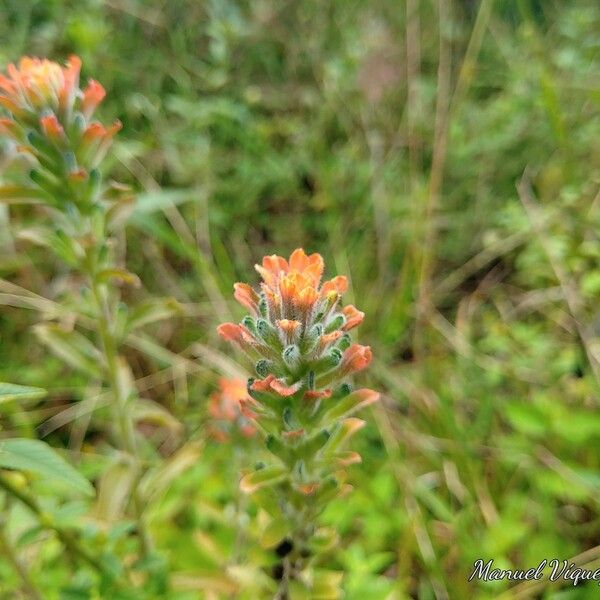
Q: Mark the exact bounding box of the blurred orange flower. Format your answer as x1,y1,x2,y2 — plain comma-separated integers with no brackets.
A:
208,378,256,442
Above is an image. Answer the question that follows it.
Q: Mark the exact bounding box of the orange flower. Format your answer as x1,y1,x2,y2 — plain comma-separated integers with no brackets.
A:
342,305,364,330
321,275,348,297
255,248,324,312
255,254,289,288
39,114,65,141
288,248,324,286
341,344,372,375
217,323,256,347
219,248,372,400
0,55,119,197
250,374,277,392
277,319,301,333
320,331,343,350
82,120,122,144
297,482,320,495
277,318,301,344
81,80,106,118
251,375,302,397
208,378,256,442
234,283,259,313
0,56,81,115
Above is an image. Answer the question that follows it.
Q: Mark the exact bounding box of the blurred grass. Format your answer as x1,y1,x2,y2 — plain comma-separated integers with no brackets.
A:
0,0,599,598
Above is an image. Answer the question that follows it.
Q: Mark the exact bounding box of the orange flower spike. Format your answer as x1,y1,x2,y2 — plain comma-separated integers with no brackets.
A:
218,247,378,577
342,305,365,331
0,56,81,114
81,79,106,118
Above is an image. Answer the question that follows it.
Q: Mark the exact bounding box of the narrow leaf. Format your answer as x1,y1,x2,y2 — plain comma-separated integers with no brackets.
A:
240,465,287,494
0,382,46,405
126,297,181,332
320,389,379,425
34,324,104,378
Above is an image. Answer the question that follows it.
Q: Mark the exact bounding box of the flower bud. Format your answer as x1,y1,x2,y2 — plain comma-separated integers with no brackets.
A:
314,348,342,373
302,323,323,353
257,318,280,347
283,406,300,430
258,296,269,317
337,333,352,352
242,316,257,334
282,344,302,372
325,314,345,333
255,359,272,378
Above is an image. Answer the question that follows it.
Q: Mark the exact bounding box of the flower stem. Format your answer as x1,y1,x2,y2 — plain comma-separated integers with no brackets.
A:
275,557,291,600
0,515,43,600
89,276,153,558
0,472,110,577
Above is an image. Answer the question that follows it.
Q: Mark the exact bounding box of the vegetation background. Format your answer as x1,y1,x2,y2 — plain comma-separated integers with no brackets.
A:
0,0,599,598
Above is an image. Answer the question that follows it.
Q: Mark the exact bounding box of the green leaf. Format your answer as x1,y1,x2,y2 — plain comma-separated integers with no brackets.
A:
0,438,94,497
96,268,141,287
132,189,194,216
308,527,338,554
312,569,344,599
320,389,379,426
0,382,46,405
34,324,104,378
94,460,137,520
321,418,365,457
505,402,546,437
239,465,287,494
259,516,289,549
132,398,183,432
126,297,181,332
0,184,45,204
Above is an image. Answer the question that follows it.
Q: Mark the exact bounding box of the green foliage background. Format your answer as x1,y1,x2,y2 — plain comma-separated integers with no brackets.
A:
0,0,599,598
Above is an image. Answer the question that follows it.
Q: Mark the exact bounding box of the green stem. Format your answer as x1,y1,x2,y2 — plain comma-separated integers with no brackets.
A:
0,472,109,577
273,490,316,597
275,556,291,600
0,515,43,600
89,276,153,558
